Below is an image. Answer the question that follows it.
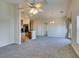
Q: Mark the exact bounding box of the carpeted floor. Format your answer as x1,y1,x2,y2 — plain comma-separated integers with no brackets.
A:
0,36,78,58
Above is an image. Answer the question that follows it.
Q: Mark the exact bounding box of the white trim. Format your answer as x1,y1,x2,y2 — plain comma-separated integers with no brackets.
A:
0,42,14,48
71,43,79,57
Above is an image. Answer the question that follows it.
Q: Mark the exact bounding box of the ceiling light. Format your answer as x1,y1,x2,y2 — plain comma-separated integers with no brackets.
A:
50,21,55,24
20,0,48,16
60,11,64,13
33,9,38,14
29,8,35,13
29,8,39,15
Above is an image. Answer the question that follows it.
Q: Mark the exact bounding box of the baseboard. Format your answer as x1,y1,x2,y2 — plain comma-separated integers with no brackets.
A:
0,42,15,48
71,43,79,57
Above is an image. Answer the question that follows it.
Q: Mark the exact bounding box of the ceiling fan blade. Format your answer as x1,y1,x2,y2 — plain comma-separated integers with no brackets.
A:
26,3,33,7
35,3,42,8
23,0,33,7
20,0,48,16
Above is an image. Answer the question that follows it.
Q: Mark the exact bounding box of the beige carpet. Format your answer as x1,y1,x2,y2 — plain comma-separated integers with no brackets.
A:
0,37,78,58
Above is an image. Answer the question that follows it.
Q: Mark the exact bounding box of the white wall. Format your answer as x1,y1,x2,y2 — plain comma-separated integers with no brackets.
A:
77,16,79,44
14,5,21,44
33,20,46,36
32,17,66,37
48,18,66,37
69,0,79,56
70,0,79,44
0,1,14,47
0,1,21,47
21,16,30,24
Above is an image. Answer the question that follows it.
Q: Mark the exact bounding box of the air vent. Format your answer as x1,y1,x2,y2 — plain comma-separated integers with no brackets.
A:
60,11,63,13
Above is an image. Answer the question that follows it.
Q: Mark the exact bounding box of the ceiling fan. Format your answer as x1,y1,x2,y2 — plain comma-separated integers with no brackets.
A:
20,0,48,15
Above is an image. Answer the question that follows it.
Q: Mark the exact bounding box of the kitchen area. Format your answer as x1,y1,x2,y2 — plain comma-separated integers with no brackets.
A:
21,16,36,42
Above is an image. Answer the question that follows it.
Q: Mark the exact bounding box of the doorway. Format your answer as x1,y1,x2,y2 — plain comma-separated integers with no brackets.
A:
21,18,30,43
44,22,48,36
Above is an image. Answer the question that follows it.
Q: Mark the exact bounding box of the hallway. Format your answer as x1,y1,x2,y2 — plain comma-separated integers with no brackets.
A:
0,37,77,58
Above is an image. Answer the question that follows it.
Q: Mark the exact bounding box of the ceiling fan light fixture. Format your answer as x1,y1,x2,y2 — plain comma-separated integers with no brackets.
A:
21,0,48,16
33,9,38,14
50,20,55,24
35,3,42,8
29,8,35,13
29,8,38,15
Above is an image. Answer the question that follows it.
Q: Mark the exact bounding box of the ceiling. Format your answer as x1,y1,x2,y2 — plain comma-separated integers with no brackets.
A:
3,0,71,19
35,0,71,18
3,0,22,4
